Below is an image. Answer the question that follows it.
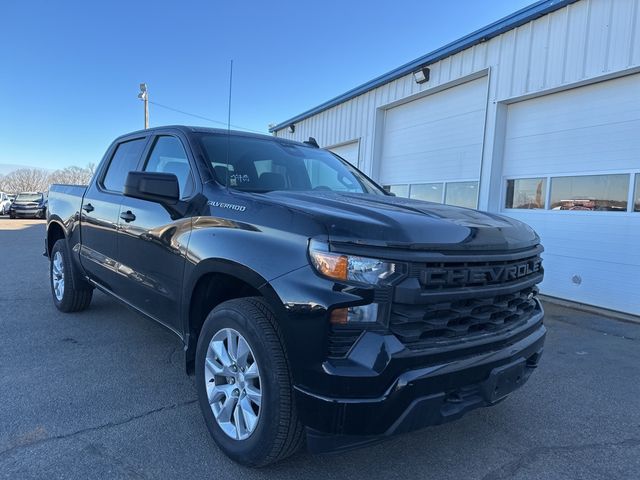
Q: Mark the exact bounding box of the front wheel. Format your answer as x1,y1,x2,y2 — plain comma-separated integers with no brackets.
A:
195,297,304,467
50,239,93,312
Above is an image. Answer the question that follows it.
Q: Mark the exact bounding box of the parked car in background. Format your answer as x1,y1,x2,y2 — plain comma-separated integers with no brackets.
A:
9,192,47,219
0,192,12,215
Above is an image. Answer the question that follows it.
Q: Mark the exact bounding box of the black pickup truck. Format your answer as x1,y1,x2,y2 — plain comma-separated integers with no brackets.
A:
46,126,545,466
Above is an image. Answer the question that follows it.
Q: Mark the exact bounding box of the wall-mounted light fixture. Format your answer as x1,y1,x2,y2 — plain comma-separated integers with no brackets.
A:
413,67,430,84
288,124,295,133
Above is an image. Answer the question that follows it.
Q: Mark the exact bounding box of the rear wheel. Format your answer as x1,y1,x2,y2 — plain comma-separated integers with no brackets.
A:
50,239,93,312
195,297,304,467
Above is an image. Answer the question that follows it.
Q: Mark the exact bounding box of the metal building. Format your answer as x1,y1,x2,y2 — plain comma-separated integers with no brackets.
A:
270,0,640,316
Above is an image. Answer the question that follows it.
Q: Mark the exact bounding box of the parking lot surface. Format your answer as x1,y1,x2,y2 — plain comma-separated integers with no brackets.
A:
1,217,639,479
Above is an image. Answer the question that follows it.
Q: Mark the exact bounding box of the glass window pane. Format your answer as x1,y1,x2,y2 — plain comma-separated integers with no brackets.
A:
635,174,640,212
145,136,194,199
103,139,146,192
388,185,409,197
198,134,381,194
445,181,478,209
505,178,547,209
410,183,443,203
550,174,629,211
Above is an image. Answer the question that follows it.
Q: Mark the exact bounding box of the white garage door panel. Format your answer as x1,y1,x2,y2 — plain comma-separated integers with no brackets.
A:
506,211,640,315
503,74,640,315
380,77,487,185
329,141,359,167
504,73,640,176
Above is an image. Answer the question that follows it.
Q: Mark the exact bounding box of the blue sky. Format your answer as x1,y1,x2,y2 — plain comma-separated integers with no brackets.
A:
1,0,533,170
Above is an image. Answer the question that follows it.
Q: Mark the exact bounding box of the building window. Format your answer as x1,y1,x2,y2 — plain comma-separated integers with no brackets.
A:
410,183,443,203
549,174,629,211
386,184,409,197
635,174,640,212
505,178,547,209
445,181,478,209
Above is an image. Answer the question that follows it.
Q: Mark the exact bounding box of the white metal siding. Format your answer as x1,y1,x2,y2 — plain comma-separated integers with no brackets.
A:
378,77,487,185
275,0,640,180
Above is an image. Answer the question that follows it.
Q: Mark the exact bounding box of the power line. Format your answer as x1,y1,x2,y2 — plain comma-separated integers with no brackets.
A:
147,100,266,134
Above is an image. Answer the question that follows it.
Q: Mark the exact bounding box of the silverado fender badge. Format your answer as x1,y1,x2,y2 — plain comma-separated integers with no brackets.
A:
207,200,246,212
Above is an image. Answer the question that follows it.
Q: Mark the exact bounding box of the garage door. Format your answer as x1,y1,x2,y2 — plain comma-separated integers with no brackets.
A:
378,76,488,206
329,141,359,167
502,73,640,315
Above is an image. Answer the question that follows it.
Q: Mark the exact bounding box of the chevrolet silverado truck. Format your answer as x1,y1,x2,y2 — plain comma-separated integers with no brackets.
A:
46,126,545,466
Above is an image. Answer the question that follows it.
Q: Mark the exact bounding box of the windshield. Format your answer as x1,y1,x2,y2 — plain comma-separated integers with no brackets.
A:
16,193,43,202
198,134,384,194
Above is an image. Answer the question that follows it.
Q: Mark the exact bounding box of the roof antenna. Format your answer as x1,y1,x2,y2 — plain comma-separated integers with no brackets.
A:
225,59,233,191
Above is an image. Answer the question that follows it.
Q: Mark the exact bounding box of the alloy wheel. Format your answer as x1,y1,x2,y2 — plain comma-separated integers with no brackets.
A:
52,251,65,301
204,328,262,440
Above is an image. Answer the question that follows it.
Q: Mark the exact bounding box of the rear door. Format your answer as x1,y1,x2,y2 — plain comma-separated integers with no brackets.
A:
116,133,197,334
80,136,148,294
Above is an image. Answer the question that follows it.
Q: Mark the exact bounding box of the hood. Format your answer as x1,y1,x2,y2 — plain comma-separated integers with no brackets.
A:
257,191,539,251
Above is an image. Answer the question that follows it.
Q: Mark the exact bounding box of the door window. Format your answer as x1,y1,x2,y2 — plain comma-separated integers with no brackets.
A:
144,136,194,198
102,139,146,192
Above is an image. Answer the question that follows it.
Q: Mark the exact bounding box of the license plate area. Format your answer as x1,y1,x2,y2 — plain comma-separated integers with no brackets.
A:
481,359,526,403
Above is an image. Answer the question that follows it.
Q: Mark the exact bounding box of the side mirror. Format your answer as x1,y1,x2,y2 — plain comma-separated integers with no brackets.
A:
124,171,180,206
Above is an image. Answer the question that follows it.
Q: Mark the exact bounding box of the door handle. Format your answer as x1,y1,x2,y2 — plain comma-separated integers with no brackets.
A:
82,203,94,213
120,211,136,223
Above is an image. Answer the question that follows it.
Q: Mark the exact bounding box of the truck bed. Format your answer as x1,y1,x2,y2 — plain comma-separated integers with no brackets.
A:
48,184,87,222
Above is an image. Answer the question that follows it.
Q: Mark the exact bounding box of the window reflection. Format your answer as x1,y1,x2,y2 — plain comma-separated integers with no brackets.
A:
505,178,546,209
445,181,478,209
410,183,443,203
635,174,640,212
387,184,409,197
550,174,629,211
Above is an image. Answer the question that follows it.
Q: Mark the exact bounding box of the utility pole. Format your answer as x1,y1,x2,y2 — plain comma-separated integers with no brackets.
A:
138,83,149,129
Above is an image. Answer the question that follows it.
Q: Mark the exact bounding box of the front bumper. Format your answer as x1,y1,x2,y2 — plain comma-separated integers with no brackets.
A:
297,316,546,453
11,208,44,218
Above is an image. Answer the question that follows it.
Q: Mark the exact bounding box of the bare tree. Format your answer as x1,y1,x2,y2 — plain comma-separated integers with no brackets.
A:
0,164,95,194
48,165,94,186
1,168,50,194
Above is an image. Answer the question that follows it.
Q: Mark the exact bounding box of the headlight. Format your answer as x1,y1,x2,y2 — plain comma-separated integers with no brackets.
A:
308,240,395,285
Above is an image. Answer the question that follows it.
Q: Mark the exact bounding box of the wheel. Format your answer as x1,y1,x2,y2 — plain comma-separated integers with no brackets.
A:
50,239,93,312
195,297,304,467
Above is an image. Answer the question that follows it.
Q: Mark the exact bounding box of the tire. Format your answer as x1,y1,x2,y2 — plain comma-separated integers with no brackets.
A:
195,297,304,467
9,213,14,219
50,239,93,312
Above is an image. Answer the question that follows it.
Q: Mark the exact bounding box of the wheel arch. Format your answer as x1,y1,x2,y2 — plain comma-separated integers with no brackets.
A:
182,259,287,375
46,220,67,257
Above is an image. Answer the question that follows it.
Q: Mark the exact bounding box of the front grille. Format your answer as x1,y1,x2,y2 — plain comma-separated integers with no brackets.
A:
390,286,540,349
326,246,544,358
410,250,543,291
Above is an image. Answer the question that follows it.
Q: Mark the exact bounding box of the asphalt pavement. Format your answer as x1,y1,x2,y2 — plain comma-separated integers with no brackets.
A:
1,217,639,479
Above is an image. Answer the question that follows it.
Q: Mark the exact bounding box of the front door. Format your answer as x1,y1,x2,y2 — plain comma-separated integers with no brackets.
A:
116,134,196,334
